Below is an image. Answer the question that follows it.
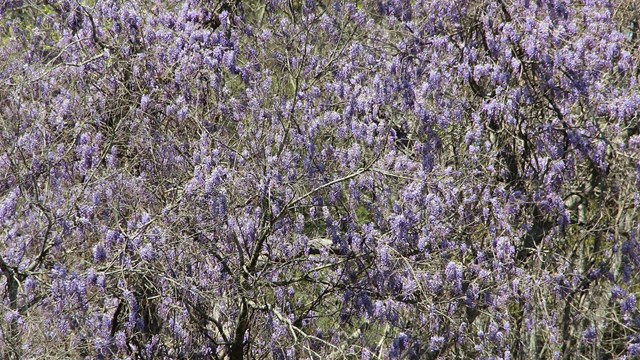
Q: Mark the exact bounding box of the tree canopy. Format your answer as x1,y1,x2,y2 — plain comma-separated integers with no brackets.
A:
1,0,639,359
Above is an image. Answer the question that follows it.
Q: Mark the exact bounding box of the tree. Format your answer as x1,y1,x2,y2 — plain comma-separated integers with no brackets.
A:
1,0,639,358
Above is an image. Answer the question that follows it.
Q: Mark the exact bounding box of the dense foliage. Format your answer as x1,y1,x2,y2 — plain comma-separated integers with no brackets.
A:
1,0,639,358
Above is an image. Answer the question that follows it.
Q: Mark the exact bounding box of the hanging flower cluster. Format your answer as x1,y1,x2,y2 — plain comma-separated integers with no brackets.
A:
1,0,639,358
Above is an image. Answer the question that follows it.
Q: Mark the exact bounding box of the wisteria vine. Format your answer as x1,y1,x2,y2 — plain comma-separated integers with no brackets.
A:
1,0,639,359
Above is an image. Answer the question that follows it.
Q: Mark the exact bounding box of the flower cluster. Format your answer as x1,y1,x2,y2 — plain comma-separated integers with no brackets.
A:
1,0,639,358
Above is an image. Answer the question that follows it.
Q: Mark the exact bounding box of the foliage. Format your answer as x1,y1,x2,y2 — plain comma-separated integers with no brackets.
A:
1,0,639,359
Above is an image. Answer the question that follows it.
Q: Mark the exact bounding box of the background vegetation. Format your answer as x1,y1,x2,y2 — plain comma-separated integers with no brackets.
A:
1,0,639,358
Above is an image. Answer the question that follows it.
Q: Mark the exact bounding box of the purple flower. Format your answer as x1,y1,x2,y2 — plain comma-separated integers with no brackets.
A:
140,95,150,111
139,243,155,262
445,262,459,282
24,277,37,295
622,294,637,315
0,188,19,224
495,237,515,262
429,336,445,352
628,343,640,357
581,326,597,345
445,262,463,294
390,332,409,358
92,244,107,262
612,286,626,301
